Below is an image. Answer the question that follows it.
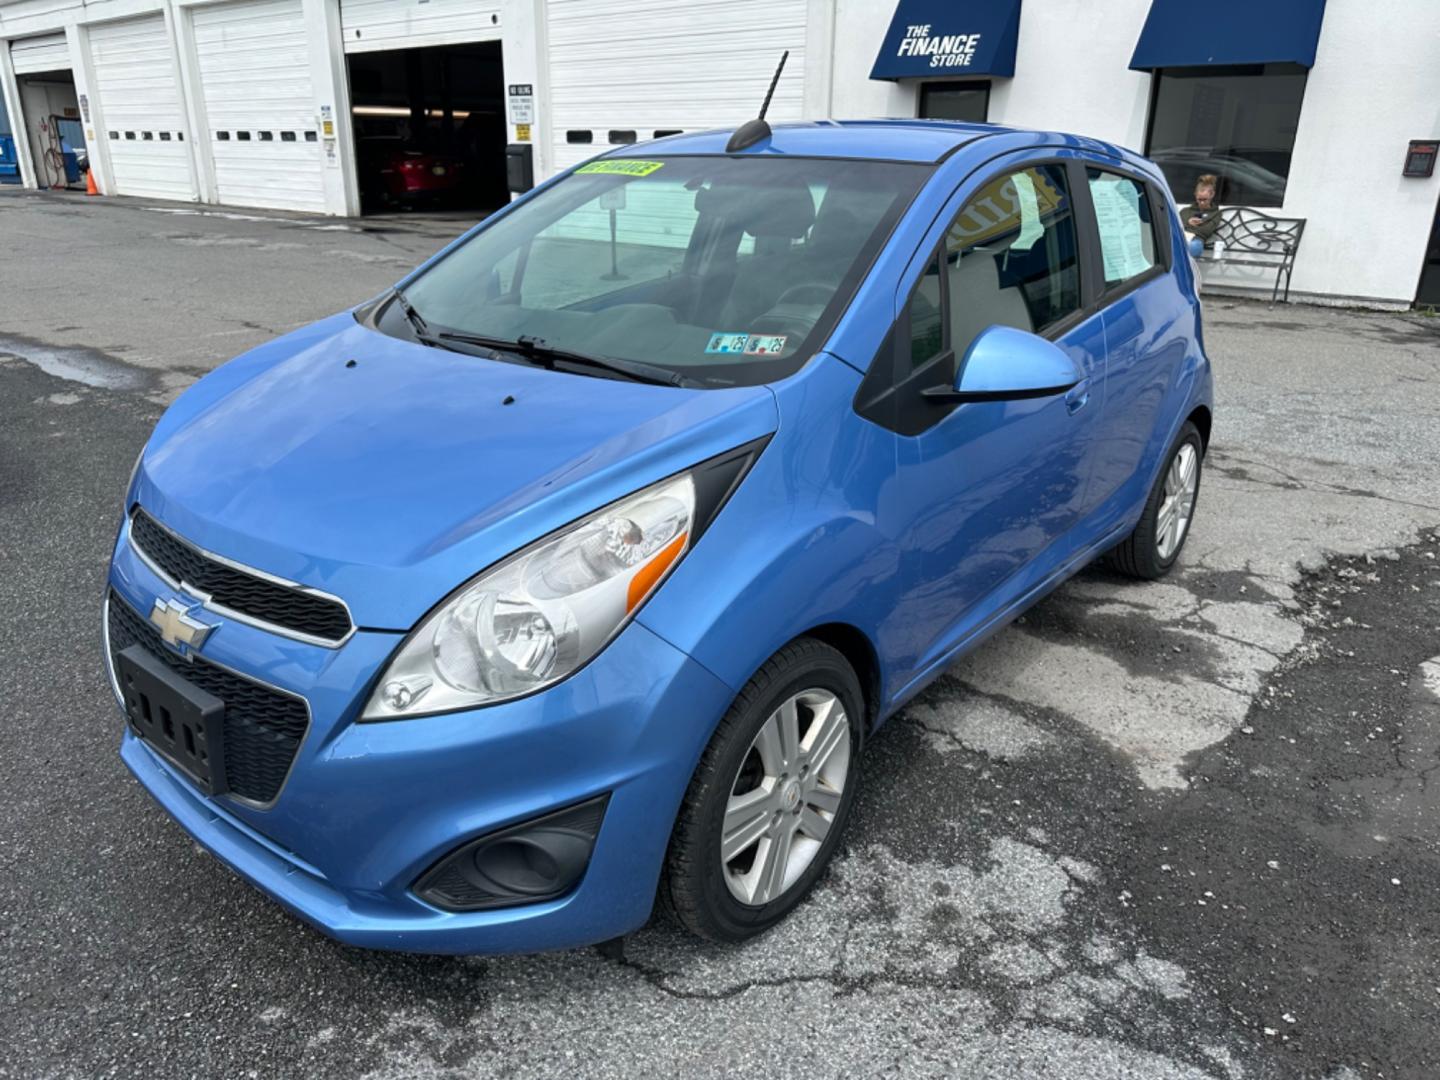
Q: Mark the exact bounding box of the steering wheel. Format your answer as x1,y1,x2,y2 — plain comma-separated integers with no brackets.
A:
769,283,834,309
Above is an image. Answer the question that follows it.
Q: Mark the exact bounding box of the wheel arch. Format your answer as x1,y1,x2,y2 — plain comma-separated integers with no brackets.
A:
801,622,882,741
1187,404,1212,451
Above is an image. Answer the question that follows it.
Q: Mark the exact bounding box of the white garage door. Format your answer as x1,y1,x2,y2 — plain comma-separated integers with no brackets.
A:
193,0,326,213
10,32,69,74
544,0,808,174
340,0,501,53
89,15,194,201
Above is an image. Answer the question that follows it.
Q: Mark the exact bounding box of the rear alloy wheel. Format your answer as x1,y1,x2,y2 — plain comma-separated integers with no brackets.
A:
1106,421,1204,579
664,638,862,942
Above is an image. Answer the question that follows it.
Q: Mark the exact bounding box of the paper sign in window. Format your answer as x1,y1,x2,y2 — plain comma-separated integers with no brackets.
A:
1090,179,1152,283
1009,172,1044,252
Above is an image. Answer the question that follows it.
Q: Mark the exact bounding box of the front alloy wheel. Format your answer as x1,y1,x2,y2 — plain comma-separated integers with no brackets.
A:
664,638,862,942
721,688,851,905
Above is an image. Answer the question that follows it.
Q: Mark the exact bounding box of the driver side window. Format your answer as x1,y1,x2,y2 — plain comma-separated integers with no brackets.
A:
906,163,1082,380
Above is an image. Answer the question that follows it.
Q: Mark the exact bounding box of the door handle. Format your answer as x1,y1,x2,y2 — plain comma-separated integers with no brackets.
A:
1065,378,1092,415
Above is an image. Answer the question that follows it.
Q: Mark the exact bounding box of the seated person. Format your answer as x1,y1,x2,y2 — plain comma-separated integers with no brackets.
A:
1181,174,1223,258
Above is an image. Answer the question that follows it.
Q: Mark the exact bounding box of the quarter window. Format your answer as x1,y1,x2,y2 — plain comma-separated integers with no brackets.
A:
908,255,943,369
1085,169,1158,290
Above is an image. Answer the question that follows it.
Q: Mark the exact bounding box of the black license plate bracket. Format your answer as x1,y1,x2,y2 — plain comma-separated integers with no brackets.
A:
116,644,227,795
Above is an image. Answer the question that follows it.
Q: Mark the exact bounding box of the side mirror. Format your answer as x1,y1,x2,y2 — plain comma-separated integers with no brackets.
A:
923,324,1083,403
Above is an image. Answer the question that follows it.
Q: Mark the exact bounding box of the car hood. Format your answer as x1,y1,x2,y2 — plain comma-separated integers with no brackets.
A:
134,313,779,629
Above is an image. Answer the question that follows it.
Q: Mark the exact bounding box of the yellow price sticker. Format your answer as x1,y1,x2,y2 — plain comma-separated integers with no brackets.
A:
575,159,665,177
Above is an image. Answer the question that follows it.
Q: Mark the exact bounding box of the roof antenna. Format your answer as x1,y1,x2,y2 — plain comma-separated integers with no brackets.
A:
726,50,789,153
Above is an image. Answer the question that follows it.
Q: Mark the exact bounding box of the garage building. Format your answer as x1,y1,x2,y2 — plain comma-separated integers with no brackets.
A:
0,0,1437,310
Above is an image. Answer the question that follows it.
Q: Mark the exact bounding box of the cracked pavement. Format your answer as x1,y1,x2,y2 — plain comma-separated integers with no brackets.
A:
2,189,1438,1078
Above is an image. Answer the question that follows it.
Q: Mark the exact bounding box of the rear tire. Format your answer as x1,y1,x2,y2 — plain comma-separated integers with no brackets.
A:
663,638,863,943
1106,421,1204,580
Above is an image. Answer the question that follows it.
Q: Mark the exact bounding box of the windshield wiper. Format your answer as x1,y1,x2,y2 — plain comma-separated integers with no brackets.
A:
391,287,431,340
435,331,691,388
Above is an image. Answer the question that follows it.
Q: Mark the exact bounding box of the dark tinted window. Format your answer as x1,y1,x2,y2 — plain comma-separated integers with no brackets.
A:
919,82,989,123
1145,63,1307,208
566,130,593,144
944,164,1081,361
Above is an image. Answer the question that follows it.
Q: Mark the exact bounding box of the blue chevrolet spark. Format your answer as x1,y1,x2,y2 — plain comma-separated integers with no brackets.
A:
105,120,1211,953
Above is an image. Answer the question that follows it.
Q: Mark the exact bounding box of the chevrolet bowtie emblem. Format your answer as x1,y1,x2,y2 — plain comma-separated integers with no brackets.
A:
148,598,216,656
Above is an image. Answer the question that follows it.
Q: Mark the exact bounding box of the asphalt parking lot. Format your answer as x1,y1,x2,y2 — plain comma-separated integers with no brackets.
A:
2,188,1438,1079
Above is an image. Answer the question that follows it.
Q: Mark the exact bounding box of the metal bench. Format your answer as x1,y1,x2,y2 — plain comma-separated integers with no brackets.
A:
1197,207,1306,304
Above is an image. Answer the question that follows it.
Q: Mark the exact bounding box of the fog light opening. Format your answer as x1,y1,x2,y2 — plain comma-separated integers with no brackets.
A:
473,837,562,895
412,794,610,912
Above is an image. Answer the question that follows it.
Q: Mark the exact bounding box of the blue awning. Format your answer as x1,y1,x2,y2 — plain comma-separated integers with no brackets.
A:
1129,0,1328,70
870,0,1023,81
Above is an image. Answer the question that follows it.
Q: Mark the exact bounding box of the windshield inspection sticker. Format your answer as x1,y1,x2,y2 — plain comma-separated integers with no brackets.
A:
575,159,665,177
706,332,749,354
744,335,787,356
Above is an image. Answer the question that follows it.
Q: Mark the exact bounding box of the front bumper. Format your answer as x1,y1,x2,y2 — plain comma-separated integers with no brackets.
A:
108,525,734,954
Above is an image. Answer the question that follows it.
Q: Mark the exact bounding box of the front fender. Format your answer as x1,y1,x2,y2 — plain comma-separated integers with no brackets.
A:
637,355,903,711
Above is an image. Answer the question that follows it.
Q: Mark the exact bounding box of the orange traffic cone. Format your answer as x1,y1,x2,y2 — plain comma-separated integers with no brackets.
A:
85,168,99,196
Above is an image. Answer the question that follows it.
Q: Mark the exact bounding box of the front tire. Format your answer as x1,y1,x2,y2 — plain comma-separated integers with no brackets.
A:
663,638,863,943
1106,421,1204,579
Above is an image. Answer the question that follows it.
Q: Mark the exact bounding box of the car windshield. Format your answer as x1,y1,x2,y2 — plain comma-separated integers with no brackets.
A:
391,155,929,386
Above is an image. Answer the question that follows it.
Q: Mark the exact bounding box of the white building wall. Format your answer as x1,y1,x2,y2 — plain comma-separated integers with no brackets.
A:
991,0,1152,149
825,0,911,118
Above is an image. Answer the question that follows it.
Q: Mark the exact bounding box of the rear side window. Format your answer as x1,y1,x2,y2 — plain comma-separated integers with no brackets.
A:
1086,169,1158,289
944,163,1082,364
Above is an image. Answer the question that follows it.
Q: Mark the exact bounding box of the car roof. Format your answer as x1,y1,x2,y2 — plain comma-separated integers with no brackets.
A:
623,120,1144,170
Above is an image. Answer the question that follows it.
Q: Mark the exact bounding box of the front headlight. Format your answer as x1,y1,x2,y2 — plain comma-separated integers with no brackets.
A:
363,472,696,719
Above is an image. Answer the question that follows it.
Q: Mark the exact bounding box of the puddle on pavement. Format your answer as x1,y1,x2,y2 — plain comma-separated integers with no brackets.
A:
0,333,152,391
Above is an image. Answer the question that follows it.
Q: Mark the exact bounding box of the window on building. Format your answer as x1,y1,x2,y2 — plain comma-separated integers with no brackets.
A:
919,82,989,123
1086,169,1159,290
1144,63,1307,208
608,130,637,145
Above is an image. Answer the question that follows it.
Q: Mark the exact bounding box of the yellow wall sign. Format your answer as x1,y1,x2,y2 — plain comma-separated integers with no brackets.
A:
575,159,665,177
515,123,531,142
947,170,1066,250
